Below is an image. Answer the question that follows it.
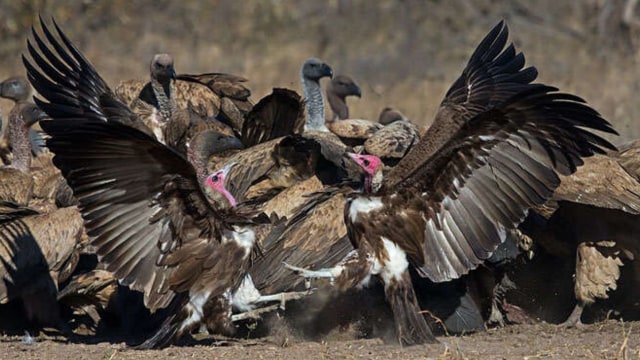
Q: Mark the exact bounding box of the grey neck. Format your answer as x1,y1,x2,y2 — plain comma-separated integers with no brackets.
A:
151,78,176,122
8,105,31,172
302,74,328,132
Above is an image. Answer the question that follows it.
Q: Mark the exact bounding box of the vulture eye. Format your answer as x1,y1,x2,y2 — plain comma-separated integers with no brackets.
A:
363,159,371,167
212,175,219,182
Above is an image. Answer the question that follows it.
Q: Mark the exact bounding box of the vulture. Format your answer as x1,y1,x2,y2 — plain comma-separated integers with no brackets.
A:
0,77,74,211
0,103,49,206
125,53,190,150
0,76,46,166
250,154,382,295
286,20,617,345
0,201,85,331
24,18,309,348
519,143,640,327
326,74,362,121
364,108,420,166
324,76,419,162
301,57,334,132
324,75,383,147
116,70,252,135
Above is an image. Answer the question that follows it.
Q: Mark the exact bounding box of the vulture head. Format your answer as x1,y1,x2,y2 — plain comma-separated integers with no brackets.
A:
150,53,177,84
0,76,31,102
328,75,361,99
301,57,333,81
326,75,362,120
348,152,383,193
20,103,48,127
378,107,409,125
205,162,238,208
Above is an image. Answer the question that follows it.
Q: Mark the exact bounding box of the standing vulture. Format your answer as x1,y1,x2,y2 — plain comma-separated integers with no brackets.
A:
520,142,640,327
286,20,616,345
23,18,301,348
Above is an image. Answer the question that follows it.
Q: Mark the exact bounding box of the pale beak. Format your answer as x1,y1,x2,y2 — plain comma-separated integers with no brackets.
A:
220,161,238,178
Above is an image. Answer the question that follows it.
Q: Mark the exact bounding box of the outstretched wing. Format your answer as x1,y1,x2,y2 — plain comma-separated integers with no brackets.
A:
383,21,538,188
23,17,150,134
354,85,616,283
41,118,221,312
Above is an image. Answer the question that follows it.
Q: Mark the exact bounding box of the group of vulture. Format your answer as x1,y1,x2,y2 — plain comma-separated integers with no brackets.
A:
0,17,639,349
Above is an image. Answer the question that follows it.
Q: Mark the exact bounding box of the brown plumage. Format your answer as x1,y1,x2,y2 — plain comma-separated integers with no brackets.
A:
116,71,252,135
0,104,50,206
326,75,362,121
0,203,85,329
289,21,616,345
124,53,193,153
0,77,41,170
523,144,640,327
26,18,281,348
364,119,420,163
57,269,118,326
324,74,384,146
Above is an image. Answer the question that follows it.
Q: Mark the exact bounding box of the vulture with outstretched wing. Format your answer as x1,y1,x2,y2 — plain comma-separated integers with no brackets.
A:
287,21,617,345
24,18,294,349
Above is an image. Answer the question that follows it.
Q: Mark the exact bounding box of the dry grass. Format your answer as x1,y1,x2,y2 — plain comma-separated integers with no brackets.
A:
2,0,640,144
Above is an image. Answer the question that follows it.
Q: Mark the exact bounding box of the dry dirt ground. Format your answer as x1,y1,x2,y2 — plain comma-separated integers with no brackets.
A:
0,320,638,360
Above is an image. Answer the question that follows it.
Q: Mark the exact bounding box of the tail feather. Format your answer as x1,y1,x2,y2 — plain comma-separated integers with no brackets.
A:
385,272,437,346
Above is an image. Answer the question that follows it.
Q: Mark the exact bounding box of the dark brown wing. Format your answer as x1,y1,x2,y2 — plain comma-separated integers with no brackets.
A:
363,85,616,283
240,88,304,147
22,17,148,134
384,21,538,188
250,187,353,293
41,118,221,312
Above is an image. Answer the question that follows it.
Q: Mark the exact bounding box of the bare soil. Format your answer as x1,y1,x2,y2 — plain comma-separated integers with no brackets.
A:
0,320,638,360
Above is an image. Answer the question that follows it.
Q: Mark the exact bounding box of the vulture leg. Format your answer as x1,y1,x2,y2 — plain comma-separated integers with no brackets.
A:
254,289,314,307
486,274,517,328
231,290,315,321
282,262,340,284
384,269,437,345
232,304,280,322
560,302,585,328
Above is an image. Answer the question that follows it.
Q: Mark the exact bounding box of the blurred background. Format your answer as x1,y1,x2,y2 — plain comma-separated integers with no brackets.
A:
1,0,640,142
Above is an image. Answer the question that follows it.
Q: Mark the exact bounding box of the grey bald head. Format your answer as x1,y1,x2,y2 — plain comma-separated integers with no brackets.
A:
150,53,177,83
328,75,361,98
0,76,32,102
301,57,333,81
378,107,409,125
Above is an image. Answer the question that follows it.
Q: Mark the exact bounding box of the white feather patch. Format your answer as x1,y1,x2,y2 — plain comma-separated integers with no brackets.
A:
226,226,256,257
179,290,211,332
379,237,409,284
348,196,383,222
231,275,261,312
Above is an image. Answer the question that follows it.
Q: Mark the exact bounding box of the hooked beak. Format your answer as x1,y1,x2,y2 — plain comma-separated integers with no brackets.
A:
169,66,177,80
322,63,334,79
353,84,362,98
220,161,237,178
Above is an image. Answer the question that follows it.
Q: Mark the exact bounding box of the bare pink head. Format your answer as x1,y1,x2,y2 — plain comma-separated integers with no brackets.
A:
348,153,382,193
205,162,237,208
